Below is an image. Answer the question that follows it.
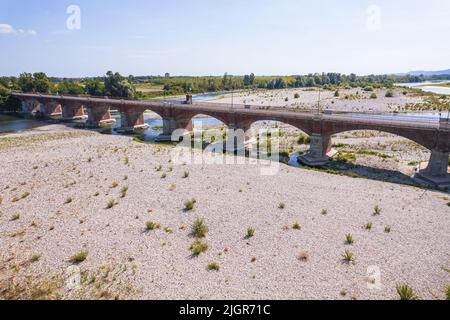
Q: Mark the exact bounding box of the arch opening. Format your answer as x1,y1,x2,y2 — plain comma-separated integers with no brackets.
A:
247,120,311,164
328,129,438,179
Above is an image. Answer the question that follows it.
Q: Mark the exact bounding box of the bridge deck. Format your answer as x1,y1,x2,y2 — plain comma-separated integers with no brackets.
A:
11,92,443,131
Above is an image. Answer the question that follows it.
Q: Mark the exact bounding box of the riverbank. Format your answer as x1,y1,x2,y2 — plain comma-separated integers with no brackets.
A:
0,125,449,300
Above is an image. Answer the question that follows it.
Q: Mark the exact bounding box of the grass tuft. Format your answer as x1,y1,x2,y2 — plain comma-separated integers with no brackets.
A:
342,250,355,263
374,205,382,215
246,227,255,238
292,222,301,230
278,202,285,209
365,222,373,230
145,221,160,231
345,234,354,245
298,251,309,262
21,192,30,200
207,262,220,271
65,197,73,204
190,240,208,255
396,284,417,300
184,199,196,211
384,226,391,233
69,251,88,264
30,254,41,263
106,199,119,209
120,186,128,198
192,218,208,238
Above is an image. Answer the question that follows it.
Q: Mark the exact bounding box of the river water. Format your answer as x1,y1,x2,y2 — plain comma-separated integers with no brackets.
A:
395,81,450,95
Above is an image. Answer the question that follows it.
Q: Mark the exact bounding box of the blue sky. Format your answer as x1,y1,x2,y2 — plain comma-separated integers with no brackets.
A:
1,0,449,77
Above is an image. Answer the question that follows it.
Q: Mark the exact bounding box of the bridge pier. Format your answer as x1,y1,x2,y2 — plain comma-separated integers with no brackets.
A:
39,102,62,118
116,108,149,133
20,100,40,117
225,125,249,153
85,106,115,128
414,150,450,188
298,134,332,166
61,102,86,121
155,117,179,142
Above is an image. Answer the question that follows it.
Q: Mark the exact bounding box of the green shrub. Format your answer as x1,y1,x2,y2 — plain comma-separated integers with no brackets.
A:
370,93,378,99
297,135,311,145
192,218,208,238
385,90,394,98
246,227,255,238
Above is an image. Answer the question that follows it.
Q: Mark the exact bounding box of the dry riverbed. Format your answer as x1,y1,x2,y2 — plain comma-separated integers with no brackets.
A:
209,87,429,113
0,125,449,300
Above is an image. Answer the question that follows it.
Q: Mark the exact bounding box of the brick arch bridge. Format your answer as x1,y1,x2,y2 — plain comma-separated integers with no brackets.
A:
11,92,450,188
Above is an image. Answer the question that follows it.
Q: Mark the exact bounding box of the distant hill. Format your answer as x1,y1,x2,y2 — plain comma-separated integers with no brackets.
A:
406,69,450,76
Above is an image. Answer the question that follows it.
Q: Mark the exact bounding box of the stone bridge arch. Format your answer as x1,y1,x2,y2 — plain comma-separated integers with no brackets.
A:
322,120,440,152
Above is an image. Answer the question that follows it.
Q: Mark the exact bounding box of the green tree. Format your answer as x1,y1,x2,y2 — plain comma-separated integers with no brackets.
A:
33,72,51,93
104,71,136,98
0,84,21,112
18,73,34,92
57,81,84,95
85,79,105,96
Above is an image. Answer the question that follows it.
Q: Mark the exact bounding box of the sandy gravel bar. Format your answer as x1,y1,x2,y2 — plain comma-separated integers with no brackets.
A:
0,125,448,300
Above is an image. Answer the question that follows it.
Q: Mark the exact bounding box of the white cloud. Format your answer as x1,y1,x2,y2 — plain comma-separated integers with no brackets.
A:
0,23,37,35
0,24,15,34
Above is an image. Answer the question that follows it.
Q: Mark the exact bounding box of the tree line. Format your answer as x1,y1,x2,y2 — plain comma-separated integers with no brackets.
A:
1,70,449,112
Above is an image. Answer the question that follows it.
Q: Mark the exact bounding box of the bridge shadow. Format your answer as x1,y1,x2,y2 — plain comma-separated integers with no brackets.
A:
302,158,447,192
